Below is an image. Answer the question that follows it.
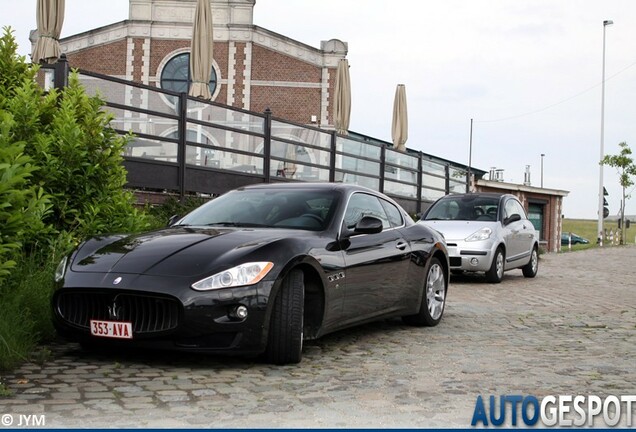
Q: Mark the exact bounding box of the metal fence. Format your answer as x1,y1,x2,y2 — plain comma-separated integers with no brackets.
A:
66,67,472,214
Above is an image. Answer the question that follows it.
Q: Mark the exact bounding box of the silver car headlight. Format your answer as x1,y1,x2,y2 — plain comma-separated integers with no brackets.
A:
465,227,492,242
192,262,274,291
54,256,68,282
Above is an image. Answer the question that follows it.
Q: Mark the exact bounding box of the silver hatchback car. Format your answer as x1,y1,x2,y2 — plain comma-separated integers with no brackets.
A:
418,193,539,283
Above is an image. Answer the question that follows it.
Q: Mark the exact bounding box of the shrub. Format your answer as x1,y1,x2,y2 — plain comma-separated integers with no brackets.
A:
0,27,151,370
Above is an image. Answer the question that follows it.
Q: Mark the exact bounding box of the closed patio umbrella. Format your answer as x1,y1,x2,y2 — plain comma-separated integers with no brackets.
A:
392,84,408,152
334,58,351,135
32,0,65,64
189,0,213,99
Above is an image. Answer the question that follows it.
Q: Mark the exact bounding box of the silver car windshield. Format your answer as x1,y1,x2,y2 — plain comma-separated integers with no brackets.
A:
424,196,500,222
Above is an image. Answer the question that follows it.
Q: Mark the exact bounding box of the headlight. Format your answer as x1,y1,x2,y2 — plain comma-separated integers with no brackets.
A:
191,262,274,291
54,256,68,282
465,227,492,242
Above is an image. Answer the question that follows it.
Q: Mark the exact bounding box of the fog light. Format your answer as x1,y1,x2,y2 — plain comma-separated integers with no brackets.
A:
229,305,248,320
470,258,479,266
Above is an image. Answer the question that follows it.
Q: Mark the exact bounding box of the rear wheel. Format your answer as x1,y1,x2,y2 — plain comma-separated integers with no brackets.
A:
522,246,539,278
485,247,504,283
403,257,446,327
264,269,304,365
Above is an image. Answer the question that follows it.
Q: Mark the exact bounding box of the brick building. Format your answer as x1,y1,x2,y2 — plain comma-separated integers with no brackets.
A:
54,0,346,127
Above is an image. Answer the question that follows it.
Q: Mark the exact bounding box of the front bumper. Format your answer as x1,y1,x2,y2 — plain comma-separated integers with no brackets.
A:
52,273,277,356
445,240,495,272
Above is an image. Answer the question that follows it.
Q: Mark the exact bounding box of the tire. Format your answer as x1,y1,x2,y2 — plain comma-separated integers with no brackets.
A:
264,269,304,365
402,257,447,327
485,247,505,283
522,246,539,278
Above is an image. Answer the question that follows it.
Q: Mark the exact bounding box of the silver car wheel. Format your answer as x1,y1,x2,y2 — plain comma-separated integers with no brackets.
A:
426,262,446,320
496,251,504,279
531,250,538,273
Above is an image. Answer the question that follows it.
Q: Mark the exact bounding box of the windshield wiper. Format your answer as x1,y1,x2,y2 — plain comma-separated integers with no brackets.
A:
206,222,270,228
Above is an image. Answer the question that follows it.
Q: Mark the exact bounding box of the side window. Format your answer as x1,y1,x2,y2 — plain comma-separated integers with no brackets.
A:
504,199,527,220
343,193,390,230
380,199,404,227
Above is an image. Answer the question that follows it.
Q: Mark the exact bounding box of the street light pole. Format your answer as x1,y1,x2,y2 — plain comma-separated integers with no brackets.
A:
540,153,545,188
467,118,473,193
598,19,613,246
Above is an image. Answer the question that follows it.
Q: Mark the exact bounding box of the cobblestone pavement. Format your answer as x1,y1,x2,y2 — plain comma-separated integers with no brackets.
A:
1,246,635,428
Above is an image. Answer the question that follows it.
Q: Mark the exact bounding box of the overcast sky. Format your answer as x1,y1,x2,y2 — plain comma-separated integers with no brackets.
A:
3,0,636,219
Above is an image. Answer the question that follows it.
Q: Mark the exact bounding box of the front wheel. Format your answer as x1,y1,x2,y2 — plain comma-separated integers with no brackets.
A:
264,269,304,365
485,247,505,283
522,247,539,278
403,257,447,327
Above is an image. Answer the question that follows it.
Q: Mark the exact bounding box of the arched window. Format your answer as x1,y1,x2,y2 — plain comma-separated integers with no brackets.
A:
160,52,217,94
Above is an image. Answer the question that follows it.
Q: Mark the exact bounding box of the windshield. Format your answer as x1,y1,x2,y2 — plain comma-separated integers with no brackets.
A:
424,195,499,222
179,188,340,231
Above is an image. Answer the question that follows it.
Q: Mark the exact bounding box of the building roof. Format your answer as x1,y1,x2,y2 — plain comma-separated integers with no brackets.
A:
477,178,569,197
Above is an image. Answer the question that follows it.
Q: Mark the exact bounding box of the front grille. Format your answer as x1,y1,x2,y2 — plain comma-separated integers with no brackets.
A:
449,257,462,267
56,291,181,334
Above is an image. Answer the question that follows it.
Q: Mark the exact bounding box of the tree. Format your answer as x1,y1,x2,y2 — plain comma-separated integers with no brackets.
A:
601,142,636,245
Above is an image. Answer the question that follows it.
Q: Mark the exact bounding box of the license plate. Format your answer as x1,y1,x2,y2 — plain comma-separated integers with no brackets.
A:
90,319,133,339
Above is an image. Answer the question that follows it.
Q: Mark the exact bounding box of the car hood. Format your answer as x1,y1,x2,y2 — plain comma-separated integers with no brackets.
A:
71,226,309,277
419,220,499,242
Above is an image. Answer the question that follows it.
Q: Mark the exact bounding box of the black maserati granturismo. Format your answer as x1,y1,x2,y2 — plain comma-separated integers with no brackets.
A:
52,183,449,364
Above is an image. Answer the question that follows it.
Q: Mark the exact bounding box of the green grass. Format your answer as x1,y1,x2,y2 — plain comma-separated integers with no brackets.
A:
562,218,634,251
0,382,12,397
0,252,58,371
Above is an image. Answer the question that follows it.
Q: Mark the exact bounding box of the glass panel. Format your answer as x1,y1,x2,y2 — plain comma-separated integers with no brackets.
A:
421,187,446,202
187,102,265,134
422,172,446,190
336,137,381,159
78,74,179,116
104,107,179,136
186,146,263,174
271,140,330,168
384,165,417,184
271,121,331,149
384,180,418,198
449,167,467,181
270,159,330,181
185,123,264,153
386,149,418,169
422,159,446,177
125,137,178,163
449,180,467,194
334,171,380,190
336,155,380,177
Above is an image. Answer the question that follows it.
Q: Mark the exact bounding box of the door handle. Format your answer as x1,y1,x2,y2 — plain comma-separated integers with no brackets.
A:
396,241,407,250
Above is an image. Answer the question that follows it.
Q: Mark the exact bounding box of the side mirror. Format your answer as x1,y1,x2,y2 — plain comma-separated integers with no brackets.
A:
167,214,181,227
504,214,521,225
354,216,384,234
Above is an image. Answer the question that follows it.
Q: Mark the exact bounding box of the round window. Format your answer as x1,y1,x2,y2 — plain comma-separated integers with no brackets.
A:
160,52,217,95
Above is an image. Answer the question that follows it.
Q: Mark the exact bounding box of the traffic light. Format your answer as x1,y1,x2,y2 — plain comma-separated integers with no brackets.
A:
603,187,609,219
